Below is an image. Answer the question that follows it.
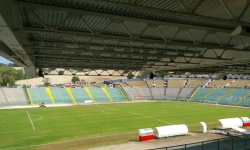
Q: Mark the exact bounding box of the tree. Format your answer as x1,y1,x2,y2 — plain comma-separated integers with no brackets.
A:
58,70,64,75
16,69,24,80
127,70,134,79
2,74,15,86
71,76,80,83
155,71,165,77
42,78,51,86
0,66,25,80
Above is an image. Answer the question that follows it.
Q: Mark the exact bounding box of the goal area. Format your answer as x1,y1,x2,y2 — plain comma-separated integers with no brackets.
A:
203,100,218,106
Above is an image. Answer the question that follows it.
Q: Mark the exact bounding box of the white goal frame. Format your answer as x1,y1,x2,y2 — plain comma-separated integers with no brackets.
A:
204,100,219,106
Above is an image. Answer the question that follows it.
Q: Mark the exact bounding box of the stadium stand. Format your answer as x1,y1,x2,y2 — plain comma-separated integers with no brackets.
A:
203,88,230,102
189,88,211,102
113,82,127,87
28,88,52,104
2,85,250,107
168,80,185,88
219,89,249,105
70,88,92,102
92,83,107,87
122,86,139,98
238,94,250,106
186,79,206,87
146,80,164,87
1,88,28,105
50,88,73,103
206,79,234,88
88,88,110,102
166,88,181,100
0,89,8,106
135,88,152,97
227,79,250,88
126,80,146,87
178,88,195,100
106,88,126,101
151,87,165,99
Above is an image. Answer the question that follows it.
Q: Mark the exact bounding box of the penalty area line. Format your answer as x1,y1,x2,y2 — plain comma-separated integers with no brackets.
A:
97,105,172,124
26,111,35,130
3,131,136,150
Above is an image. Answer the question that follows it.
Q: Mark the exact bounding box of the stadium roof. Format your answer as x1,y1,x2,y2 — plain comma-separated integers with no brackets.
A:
1,0,250,74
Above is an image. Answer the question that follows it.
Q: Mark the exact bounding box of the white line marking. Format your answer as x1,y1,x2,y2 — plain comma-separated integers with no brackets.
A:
3,131,136,150
102,110,116,114
31,114,43,122
98,105,171,124
26,111,35,130
123,110,172,124
0,130,32,134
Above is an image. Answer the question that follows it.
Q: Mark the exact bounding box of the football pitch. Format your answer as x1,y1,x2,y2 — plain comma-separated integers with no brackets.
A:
0,101,249,149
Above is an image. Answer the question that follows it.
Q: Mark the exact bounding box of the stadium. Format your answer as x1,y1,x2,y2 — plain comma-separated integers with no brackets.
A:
1,0,250,150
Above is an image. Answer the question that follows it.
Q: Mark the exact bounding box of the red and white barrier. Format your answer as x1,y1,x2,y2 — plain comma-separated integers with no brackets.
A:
240,117,250,127
138,128,154,141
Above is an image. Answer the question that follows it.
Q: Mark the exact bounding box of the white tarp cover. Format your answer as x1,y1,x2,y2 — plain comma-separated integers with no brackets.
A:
200,122,207,133
138,128,154,136
219,118,243,129
227,124,250,135
240,117,250,123
155,124,188,138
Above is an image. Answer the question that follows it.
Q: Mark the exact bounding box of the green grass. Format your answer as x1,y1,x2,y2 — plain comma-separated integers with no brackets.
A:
0,101,250,149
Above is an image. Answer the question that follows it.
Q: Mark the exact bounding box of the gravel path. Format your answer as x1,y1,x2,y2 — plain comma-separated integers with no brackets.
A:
87,132,228,150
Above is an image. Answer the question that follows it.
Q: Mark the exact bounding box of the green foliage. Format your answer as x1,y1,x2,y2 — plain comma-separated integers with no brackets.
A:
71,76,80,83
127,70,134,79
0,66,25,85
155,71,165,77
2,74,15,86
58,70,64,75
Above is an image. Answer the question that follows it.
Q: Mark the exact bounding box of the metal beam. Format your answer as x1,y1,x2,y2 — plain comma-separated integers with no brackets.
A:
27,45,197,54
35,61,143,70
72,0,250,27
219,0,236,19
0,12,33,67
18,27,248,52
36,64,141,70
238,0,250,21
31,46,232,61
13,0,234,33
34,54,201,64
0,42,25,66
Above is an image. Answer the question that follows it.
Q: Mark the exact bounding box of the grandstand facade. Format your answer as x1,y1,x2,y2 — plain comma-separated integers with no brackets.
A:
1,78,250,107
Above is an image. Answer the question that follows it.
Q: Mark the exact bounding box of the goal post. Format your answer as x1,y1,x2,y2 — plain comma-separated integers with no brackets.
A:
204,100,218,106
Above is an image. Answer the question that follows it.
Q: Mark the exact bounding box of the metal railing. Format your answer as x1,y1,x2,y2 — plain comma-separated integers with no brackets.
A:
152,135,250,150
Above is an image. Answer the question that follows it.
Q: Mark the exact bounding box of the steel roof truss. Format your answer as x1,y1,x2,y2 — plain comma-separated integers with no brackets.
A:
79,15,95,35
121,22,133,39
177,0,189,12
238,0,250,21
20,27,248,52
53,14,72,31
192,0,205,14
31,46,230,61
214,34,222,46
219,0,236,20
29,8,49,30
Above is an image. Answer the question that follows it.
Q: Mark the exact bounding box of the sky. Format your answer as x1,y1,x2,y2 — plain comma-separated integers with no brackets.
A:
0,56,13,64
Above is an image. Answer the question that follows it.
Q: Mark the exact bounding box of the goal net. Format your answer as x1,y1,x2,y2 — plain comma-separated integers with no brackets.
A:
204,100,218,106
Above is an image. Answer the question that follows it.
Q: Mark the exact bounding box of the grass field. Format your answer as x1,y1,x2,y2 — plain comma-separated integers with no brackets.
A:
0,101,250,149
